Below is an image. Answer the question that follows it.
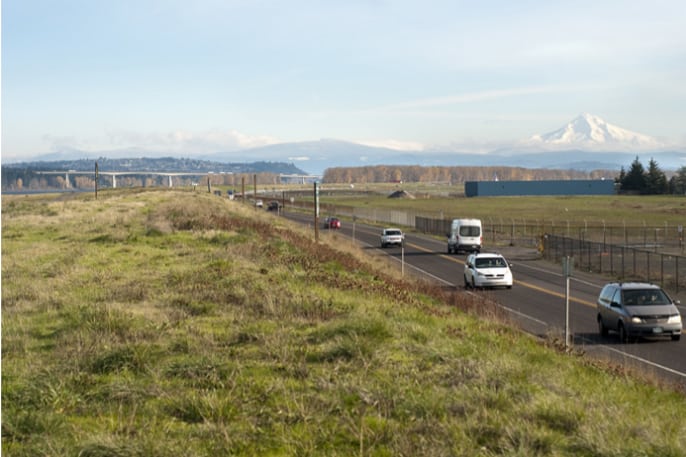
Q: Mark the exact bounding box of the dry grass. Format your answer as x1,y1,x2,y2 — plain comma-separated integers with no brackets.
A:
3,188,686,456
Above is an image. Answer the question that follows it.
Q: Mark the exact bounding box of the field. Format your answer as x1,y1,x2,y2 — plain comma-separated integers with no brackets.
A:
312,185,686,227
2,188,686,456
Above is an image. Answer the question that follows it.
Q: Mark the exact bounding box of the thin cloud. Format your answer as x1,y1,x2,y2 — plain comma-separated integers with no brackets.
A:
355,139,425,151
104,129,280,154
374,85,592,112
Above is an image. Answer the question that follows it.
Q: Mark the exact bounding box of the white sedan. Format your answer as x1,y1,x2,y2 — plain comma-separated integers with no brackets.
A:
464,252,513,289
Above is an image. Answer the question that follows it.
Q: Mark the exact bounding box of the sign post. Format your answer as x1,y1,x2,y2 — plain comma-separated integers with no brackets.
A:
401,241,405,277
352,214,357,243
314,182,320,242
563,256,574,348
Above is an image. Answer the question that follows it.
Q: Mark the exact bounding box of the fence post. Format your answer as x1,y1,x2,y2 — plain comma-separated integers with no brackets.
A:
660,253,664,287
677,256,680,294
602,221,606,250
511,219,515,246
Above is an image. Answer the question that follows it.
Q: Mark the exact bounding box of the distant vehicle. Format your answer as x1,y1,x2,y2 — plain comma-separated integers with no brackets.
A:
254,199,263,208
597,282,682,342
464,252,513,289
380,228,404,248
447,218,482,254
267,201,281,211
323,217,341,229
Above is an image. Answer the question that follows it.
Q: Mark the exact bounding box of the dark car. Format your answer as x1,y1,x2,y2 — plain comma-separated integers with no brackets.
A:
267,201,281,211
324,217,341,229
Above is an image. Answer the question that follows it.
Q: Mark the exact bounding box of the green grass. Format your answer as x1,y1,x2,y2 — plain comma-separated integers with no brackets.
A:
3,188,686,456
315,186,686,226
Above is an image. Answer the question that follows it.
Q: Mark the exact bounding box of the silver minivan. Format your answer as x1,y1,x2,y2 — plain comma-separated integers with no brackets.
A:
597,282,682,342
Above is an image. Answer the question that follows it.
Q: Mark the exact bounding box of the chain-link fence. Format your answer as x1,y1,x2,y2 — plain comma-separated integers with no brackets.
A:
282,198,686,290
542,234,686,293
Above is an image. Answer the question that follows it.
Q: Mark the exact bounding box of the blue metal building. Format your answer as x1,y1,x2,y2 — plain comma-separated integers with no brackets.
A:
464,179,616,197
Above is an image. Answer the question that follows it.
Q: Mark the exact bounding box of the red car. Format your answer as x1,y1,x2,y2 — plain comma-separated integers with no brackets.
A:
324,217,341,229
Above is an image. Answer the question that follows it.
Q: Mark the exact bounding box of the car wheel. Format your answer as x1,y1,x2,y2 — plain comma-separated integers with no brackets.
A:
464,275,470,289
598,316,608,337
672,334,681,341
471,278,477,289
618,322,630,343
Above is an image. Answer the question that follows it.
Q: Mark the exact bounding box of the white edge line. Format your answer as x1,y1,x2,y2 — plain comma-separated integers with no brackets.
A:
358,230,686,380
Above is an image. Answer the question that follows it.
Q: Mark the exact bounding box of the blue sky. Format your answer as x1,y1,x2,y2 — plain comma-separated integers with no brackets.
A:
3,0,686,161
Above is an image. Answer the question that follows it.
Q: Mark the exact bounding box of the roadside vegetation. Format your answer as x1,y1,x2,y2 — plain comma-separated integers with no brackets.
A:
3,189,686,456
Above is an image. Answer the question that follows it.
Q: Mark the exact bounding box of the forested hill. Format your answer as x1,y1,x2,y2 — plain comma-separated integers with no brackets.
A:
322,165,615,183
3,157,307,174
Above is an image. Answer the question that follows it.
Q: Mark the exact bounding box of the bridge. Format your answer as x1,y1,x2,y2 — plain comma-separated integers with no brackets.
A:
36,170,217,188
278,174,322,184
34,171,323,188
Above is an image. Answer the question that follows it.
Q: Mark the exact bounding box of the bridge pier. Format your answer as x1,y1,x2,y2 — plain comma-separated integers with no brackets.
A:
112,175,117,188
169,175,173,187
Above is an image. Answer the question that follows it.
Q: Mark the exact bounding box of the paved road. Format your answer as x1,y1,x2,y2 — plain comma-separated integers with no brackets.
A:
285,210,686,390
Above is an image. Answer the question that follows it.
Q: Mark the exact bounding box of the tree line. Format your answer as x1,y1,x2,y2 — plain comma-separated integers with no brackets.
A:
322,165,611,184
322,161,686,196
617,157,686,195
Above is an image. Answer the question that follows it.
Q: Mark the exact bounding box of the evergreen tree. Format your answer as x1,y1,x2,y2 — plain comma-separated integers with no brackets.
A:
673,166,686,195
645,158,668,194
620,156,646,193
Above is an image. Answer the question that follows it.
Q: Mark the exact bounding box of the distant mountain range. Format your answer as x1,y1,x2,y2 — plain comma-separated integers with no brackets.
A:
7,114,685,175
201,114,685,174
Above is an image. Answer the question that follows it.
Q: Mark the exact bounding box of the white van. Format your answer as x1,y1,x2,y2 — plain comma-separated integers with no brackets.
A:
447,218,482,254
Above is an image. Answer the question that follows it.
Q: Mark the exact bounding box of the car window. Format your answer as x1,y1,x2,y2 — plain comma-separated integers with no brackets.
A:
475,257,507,268
599,285,615,304
459,226,480,237
610,289,621,306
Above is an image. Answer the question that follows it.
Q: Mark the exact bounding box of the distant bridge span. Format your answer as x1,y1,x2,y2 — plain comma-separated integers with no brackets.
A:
35,170,322,188
36,170,216,188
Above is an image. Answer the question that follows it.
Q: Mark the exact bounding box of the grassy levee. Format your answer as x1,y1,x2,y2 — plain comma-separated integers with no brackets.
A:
2,189,686,456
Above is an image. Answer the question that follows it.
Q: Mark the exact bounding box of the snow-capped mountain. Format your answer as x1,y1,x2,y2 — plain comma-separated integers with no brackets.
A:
527,113,664,151
8,113,684,175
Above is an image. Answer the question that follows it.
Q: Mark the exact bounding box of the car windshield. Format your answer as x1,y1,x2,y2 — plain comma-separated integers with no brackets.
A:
621,289,671,306
475,257,507,268
385,230,401,236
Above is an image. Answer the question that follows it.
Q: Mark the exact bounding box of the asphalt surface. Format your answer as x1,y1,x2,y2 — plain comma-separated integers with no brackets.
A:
283,210,686,391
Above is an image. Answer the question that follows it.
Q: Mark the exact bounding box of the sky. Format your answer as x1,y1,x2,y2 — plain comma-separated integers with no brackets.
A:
2,0,686,161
